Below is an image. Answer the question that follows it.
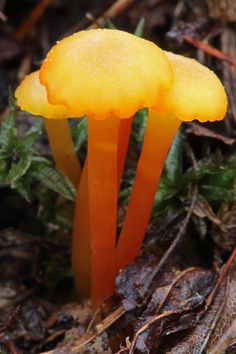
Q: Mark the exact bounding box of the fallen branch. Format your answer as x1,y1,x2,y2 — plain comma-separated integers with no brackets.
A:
183,35,236,66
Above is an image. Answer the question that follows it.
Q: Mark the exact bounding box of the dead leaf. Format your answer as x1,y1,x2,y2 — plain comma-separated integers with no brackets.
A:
212,200,236,250
160,280,227,354
115,252,157,311
206,260,236,353
128,268,216,353
208,319,236,354
191,194,227,232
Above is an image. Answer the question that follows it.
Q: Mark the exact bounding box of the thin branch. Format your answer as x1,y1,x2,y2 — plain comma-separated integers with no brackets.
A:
183,35,236,66
205,247,236,308
87,0,136,29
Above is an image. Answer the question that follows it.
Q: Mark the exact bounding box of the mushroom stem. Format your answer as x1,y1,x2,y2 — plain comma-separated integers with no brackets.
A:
72,117,132,302
72,159,90,299
116,111,181,272
89,117,120,308
73,116,120,308
44,118,81,187
117,117,133,183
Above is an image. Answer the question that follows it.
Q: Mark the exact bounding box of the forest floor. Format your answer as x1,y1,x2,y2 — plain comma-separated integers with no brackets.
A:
0,0,236,353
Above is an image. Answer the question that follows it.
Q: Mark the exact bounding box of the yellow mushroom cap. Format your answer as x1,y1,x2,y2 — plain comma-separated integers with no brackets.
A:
15,70,71,119
40,29,173,120
157,52,227,122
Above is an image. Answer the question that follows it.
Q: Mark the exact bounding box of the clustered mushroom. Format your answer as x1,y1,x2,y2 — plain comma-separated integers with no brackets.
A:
15,28,227,309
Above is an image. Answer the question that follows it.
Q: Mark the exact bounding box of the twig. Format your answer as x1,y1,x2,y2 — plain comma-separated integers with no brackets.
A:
15,0,51,41
85,308,100,333
183,35,236,66
87,0,136,29
188,123,235,145
205,247,236,308
155,267,203,314
201,278,229,352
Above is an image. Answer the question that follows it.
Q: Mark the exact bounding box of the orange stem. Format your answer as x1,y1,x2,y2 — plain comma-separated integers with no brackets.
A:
73,117,120,309
72,118,132,302
117,117,133,183
72,159,90,298
44,119,81,187
116,111,181,272
89,117,120,308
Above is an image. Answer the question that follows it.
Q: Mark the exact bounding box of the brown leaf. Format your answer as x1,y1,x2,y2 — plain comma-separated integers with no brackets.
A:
206,261,236,353
115,252,157,311
161,280,227,354
192,195,227,232
129,268,216,353
212,200,236,250
208,319,236,354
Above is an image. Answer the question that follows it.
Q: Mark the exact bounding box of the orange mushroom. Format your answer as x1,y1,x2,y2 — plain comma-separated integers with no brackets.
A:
39,29,173,307
15,71,81,187
116,51,228,272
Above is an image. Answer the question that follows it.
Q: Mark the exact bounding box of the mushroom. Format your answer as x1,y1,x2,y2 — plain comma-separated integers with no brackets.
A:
39,29,173,307
116,51,228,272
15,70,81,187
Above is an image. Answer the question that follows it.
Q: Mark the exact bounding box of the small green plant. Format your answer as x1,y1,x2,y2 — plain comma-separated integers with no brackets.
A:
0,92,76,202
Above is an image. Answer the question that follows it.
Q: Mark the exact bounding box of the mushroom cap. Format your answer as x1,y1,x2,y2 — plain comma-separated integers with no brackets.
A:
157,52,227,122
15,70,71,119
40,29,173,120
